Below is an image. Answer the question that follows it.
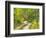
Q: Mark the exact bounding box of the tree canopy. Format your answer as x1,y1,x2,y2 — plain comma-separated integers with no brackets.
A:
14,8,39,29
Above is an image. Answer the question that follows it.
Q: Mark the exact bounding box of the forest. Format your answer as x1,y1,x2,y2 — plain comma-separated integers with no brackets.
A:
14,8,39,30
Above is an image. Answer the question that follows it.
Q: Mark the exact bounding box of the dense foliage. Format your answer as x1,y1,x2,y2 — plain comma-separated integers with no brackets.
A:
14,8,39,29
